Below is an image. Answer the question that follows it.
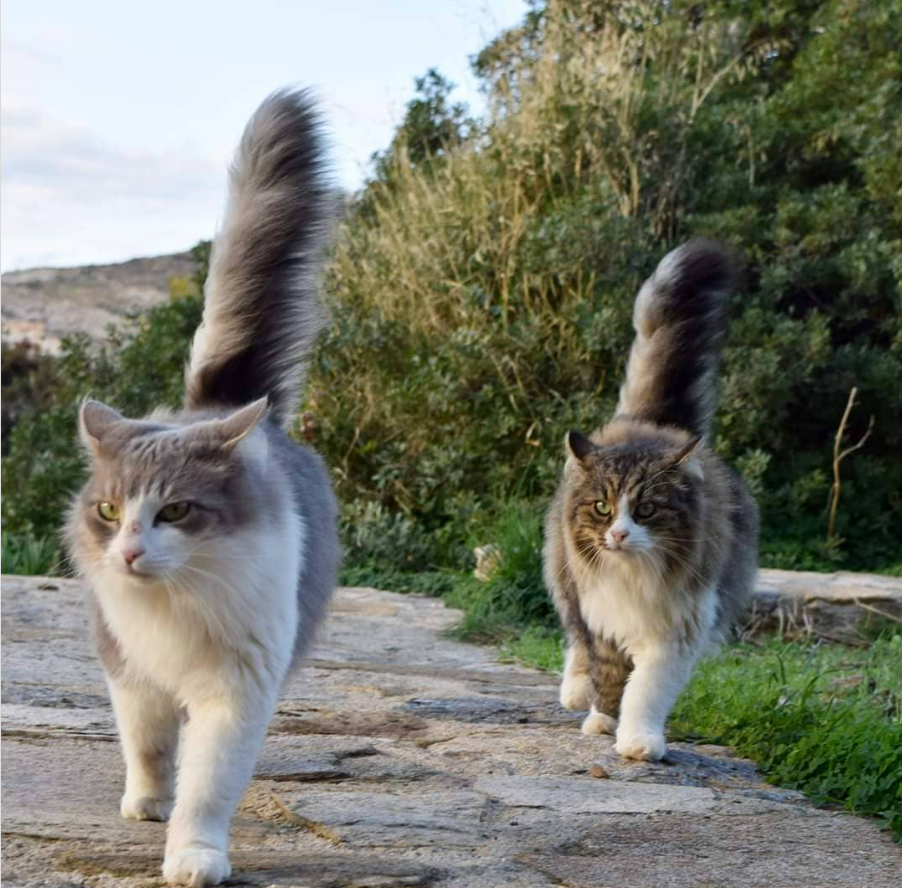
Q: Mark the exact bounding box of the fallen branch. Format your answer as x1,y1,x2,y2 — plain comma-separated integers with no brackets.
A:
853,598,902,626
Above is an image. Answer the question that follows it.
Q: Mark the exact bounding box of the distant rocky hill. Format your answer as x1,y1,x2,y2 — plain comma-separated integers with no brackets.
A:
1,252,195,354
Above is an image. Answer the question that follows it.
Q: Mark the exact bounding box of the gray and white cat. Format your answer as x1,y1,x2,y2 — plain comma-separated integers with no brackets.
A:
544,240,758,762
65,90,340,886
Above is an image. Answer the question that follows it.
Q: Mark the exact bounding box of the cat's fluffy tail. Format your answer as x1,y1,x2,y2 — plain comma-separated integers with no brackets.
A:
615,240,735,440
184,88,331,427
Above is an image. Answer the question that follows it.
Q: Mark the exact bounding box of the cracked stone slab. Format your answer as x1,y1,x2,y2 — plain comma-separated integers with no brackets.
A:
473,774,793,816
2,574,900,888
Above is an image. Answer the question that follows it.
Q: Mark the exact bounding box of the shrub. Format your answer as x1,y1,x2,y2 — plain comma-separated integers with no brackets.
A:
1,297,203,545
308,0,902,574
446,502,552,641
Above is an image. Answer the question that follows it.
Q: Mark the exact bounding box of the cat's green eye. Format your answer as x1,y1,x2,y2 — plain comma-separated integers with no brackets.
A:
636,502,656,519
594,501,612,516
97,501,120,522
157,502,191,524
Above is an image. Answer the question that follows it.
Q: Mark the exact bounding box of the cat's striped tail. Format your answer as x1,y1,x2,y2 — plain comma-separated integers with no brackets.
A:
615,240,735,440
184,88,331,427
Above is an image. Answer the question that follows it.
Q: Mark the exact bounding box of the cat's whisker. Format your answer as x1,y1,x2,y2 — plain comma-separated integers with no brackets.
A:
175,564,247,611
552,543,598,584
651,534,717,544
182,543,264,563
655,544,711,587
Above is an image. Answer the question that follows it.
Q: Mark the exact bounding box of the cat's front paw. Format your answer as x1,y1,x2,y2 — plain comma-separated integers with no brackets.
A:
163,846,231,887
560,671,593,710
615,731,667,761
581,707,617,735
121,794,174,822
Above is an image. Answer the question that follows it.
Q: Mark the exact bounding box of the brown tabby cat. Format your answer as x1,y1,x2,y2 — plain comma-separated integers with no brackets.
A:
543,240,758,762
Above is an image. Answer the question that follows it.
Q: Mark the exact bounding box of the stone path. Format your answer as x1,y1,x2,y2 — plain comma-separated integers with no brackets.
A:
2,576,899,888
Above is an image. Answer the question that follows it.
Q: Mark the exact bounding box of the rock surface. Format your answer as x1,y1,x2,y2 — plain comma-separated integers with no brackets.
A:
1,252,193,352
747,568,902,642
2,575,899,888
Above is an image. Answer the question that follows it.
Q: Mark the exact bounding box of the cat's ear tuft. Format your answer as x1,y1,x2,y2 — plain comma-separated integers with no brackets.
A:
218,398,270,452
565,430,597,463
672,437,704,479
673,437,701,464
79,399,124,456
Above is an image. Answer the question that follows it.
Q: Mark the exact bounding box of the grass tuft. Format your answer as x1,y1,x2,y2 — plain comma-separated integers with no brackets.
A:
444,502,552,641
1,532,61,576
670,634,902,839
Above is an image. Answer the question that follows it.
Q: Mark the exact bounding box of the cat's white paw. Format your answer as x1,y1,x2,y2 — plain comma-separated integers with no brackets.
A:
121,794,173,822
580,707,618,735
615,731,667,761
163,846,231,887
560,671,593,710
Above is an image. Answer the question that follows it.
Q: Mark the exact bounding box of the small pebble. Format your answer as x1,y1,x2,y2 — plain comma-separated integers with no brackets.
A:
589,764,610,779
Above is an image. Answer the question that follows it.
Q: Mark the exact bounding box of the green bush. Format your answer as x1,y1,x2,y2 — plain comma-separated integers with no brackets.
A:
1,297,203,546
307,0,902,575
446,502,552,641
2,341,60,456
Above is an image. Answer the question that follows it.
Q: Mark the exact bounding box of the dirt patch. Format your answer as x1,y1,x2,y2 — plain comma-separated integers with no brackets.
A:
272,711,432,740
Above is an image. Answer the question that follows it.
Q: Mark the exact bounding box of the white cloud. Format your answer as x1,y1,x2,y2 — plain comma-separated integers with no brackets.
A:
1,102,225,271
0,0,530,272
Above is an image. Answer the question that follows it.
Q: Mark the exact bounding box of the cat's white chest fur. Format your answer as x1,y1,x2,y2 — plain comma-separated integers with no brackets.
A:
93,511,304,698
579,556,716,653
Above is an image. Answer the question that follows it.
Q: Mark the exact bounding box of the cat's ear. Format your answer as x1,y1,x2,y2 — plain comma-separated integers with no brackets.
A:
673,437,701,464
215,398,270,453
565,430,597,464
79,399,124,457
672,437,704,479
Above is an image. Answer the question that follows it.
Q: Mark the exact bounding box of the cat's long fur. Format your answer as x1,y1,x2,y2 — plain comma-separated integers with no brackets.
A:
185,89,330,426
65,89,340,887
544,240,758,762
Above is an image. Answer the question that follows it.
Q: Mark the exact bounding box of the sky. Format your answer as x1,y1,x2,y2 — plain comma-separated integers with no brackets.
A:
0,0,527,272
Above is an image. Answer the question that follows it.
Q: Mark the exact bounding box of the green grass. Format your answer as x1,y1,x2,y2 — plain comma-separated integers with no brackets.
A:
500,624,564,672
1,532,61,576
339,564,457,597
670,634,902,840
443,502,554,641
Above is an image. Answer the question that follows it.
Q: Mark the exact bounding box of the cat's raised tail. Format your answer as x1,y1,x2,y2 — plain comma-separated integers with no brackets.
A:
615,239,735,440
184,88,331,427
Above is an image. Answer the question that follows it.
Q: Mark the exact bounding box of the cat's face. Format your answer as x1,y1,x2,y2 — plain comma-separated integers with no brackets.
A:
67,399,269,584
562,428,702,571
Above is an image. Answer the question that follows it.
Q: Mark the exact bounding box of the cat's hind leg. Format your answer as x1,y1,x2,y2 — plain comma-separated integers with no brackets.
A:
559,638,593,710
581,637,631,735
109,677,180,822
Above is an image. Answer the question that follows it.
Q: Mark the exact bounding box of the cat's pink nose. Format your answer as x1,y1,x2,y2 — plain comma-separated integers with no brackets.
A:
122,547,145,565
611,529,630,545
